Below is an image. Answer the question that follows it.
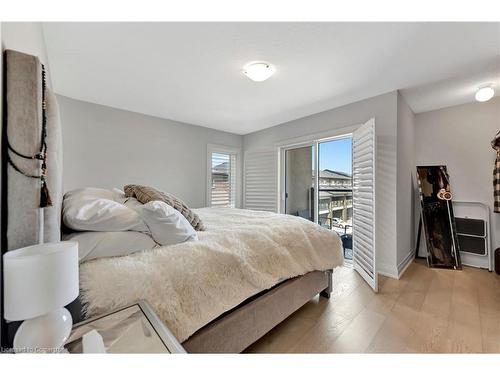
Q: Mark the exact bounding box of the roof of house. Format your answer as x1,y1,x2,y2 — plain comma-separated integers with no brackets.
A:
318,169,352,180
213,161,230,174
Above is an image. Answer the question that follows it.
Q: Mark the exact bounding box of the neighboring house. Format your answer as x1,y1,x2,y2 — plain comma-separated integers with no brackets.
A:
317,169,353,228
211,160,235,207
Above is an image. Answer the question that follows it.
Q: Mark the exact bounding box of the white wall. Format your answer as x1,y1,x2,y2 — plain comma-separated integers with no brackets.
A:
1,22,52,87
58,95,243,208
396,93,416,273
244,91,399,277
415,97,500,256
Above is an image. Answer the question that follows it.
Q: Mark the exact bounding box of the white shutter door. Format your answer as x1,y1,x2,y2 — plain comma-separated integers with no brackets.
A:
244,150,277,212
352,119,378,291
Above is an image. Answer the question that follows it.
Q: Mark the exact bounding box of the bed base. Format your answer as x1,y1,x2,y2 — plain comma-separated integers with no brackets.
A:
182,269,332,353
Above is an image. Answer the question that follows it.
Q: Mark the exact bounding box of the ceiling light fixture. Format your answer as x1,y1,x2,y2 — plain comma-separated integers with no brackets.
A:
242,62,276,82
475,85,495,102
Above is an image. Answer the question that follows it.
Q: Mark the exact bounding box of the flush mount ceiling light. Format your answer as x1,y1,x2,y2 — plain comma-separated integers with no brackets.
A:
242,62,276,82
475,85,495,102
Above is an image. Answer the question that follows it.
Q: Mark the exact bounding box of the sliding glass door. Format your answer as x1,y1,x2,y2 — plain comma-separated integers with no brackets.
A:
284,145,315,221
318,137,353,259
280,119,378,291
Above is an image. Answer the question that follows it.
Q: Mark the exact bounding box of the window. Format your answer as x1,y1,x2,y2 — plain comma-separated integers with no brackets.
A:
207,145,240,208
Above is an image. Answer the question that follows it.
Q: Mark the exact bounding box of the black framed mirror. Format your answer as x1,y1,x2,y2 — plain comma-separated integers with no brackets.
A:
416,165,462,269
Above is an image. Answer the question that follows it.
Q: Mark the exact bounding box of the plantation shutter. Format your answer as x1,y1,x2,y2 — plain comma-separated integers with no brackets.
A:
244,150,277,212
210,152,237,208
352,118,378,292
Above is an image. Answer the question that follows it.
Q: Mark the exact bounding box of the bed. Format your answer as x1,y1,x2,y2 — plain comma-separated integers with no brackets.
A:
78,207,343,351
2,49,343,352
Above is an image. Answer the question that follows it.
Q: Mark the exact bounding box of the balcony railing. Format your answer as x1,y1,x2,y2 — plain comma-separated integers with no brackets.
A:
318,187,353,193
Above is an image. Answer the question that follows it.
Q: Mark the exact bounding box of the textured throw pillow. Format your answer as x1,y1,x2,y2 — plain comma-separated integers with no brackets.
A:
124,184,205,231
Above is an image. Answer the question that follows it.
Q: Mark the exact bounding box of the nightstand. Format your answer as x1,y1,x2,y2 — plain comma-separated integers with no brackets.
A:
64,300,186,353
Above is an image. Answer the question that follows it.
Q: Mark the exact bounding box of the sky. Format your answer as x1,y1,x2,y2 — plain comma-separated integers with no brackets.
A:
318,137,352,175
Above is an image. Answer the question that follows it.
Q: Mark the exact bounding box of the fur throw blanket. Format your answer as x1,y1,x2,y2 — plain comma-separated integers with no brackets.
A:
79,208,343,342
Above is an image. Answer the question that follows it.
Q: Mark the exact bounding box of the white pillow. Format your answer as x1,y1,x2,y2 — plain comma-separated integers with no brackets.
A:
139,201,198,246
63,231,157,262
123,196,144,211
63,188,148,232
66,187,123,202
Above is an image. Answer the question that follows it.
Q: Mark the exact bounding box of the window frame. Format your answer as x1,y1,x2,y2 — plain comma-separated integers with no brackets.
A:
206,144,241,208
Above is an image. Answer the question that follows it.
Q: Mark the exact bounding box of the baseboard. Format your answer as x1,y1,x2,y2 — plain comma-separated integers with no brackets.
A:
397,249,416,278
377,250,416,280
377,262,398,279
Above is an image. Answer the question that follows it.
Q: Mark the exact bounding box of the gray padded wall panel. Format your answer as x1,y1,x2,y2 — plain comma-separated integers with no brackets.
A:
5,50,61,250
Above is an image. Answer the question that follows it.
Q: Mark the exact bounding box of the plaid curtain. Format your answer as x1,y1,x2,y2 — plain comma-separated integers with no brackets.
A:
493,131,500,213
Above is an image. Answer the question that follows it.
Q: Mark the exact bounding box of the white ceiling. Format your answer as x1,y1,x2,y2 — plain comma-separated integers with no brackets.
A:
401,65,500,113
43,22,500,135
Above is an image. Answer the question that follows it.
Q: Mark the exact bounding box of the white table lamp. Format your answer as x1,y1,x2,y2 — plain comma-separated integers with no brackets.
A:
3,241,79,353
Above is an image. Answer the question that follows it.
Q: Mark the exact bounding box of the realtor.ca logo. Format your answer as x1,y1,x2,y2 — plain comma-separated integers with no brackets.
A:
1,346,67,353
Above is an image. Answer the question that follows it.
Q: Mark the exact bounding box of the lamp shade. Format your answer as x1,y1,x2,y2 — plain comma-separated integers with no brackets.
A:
3,241,79,321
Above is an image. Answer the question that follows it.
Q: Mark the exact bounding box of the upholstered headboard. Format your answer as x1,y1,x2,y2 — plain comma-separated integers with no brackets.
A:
1,50,65,348
4,49,63,251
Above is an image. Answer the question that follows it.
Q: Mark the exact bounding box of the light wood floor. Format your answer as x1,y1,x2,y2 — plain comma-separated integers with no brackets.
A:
245,260,500,353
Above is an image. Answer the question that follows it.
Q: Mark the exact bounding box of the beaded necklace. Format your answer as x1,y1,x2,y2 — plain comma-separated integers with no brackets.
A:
7,64,52,207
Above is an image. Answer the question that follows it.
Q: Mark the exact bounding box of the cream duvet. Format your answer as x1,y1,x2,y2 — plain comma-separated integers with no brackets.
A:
79,208,344,342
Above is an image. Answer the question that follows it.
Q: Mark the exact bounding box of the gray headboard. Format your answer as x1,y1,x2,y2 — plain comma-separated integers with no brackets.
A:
4,49,63,250
2,50,66,348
